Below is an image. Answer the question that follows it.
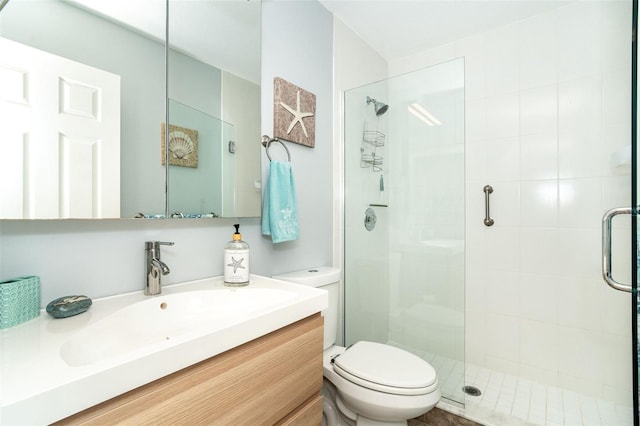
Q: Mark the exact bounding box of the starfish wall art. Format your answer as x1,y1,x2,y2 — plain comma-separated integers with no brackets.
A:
273,77,316,148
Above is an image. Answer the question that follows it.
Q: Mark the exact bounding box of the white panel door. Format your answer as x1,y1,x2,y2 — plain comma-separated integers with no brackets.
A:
0,37,120,219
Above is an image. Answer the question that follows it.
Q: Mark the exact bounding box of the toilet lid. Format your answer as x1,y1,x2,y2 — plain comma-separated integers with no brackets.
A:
333,341,437,395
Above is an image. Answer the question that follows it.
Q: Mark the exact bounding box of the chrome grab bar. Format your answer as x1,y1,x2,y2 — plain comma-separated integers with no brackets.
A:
483,185,494,227
601,206,633,293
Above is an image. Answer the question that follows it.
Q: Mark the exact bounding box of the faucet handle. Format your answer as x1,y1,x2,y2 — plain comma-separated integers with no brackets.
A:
145,241,175,249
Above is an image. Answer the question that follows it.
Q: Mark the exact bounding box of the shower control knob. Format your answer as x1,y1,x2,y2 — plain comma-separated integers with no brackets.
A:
364,207,377,231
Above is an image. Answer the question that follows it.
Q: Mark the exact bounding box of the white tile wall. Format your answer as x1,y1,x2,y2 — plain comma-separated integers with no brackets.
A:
388,0,634,412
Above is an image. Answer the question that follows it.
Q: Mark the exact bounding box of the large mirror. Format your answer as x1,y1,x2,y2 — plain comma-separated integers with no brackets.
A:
0,0,261,219
167,0,261,219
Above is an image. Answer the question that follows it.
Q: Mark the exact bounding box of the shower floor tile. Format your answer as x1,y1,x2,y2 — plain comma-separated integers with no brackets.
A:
436,363,633,426
387,341,632,425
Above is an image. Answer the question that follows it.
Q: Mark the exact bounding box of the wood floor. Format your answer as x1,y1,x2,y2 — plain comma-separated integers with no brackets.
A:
410,408,483,426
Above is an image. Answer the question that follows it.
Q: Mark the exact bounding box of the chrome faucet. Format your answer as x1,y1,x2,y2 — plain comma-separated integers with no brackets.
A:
145,241,174,295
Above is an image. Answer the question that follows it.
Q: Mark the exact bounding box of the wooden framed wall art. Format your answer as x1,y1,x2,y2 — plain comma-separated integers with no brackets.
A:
273,77,316,148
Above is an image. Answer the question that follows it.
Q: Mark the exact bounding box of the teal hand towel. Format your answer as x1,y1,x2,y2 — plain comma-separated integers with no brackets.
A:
262,161,299,243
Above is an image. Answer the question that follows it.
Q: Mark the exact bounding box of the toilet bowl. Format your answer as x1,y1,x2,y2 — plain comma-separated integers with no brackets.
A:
324,344,440,425
274,267,441,426
323,378,352,426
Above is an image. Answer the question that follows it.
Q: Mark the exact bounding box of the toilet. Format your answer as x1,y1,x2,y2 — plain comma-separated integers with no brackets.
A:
274,267,441,426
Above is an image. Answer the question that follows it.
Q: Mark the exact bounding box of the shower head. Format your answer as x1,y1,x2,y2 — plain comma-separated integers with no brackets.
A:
366,96,389,116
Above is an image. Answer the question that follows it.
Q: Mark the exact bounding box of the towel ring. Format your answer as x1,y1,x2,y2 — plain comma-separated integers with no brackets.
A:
261,135,291,162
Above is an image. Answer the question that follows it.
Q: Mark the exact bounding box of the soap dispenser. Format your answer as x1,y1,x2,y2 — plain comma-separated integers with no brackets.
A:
224,224,250,286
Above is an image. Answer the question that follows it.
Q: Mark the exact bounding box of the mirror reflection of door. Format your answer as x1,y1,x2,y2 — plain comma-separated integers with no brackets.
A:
0,37,120,219
0,0,261,219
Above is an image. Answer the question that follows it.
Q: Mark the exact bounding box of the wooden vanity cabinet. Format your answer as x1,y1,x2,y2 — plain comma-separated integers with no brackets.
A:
54,314,324,425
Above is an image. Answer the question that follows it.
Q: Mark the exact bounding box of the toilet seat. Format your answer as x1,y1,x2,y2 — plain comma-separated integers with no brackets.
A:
332,341,438,396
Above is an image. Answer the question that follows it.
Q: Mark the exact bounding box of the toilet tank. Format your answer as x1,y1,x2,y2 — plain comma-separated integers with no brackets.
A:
273,267,340,350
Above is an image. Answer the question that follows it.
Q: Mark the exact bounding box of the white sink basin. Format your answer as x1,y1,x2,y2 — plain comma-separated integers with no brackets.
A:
1,275,327,425
61,287,298,366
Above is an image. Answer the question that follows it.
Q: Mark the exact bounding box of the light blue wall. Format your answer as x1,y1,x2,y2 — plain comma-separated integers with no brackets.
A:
169,49,223,119
0,0,334,306
261,0,334,270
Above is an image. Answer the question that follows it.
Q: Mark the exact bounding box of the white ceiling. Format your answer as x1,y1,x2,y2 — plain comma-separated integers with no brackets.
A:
318,0,571,61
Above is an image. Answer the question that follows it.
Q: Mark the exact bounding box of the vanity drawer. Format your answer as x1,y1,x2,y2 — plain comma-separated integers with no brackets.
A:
276,393,323,426
277,394,322,426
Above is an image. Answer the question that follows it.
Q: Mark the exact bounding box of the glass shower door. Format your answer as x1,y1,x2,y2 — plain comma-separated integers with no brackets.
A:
343,58,465,405
602,0,638,423
631,0,640,426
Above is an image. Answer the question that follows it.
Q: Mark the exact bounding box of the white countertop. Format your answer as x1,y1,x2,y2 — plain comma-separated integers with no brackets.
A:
0,275,327,425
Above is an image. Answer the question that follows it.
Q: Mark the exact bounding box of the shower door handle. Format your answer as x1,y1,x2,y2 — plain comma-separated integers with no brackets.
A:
602,206,633,293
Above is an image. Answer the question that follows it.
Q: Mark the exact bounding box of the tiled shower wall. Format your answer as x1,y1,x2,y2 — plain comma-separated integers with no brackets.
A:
389,0,633,404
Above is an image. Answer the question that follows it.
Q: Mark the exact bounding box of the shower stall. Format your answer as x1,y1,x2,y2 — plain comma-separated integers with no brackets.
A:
342,1,637,424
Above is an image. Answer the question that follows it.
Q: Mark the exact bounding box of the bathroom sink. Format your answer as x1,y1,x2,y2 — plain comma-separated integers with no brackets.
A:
1,275,327,425
60,287,298,367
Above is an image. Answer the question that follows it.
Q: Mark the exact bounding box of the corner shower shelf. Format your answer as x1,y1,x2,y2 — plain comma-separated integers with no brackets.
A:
363,130,386,147
361,130,385,172
360,151,383,172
